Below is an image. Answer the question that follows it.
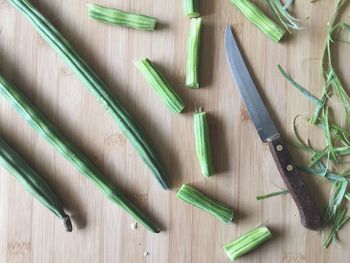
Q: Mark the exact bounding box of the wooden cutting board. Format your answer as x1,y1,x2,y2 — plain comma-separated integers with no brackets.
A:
0,0,349,262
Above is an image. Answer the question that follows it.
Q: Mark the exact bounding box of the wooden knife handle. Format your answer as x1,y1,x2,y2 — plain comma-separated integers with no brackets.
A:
267,134,322,230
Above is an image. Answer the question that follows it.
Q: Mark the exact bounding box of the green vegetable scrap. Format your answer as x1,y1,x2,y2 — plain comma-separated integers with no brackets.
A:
176,184,234,223
135,58,185,113
278,0,350,247
223,226,272,261
0,136,72,231
266,0,305,32
183,0,200,18
186,17,202,88
0,74,159,233
194,108,214,177
88,4,157,31
256,189,289,200
229,0,285,42
9,0,169,190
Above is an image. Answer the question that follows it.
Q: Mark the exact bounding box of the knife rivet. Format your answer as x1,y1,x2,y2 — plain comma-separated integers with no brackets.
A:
276,145,283,152
286,164,294,172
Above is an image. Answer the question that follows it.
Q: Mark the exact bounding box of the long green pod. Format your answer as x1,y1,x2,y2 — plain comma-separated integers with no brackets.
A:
135,58,185,113
88,4,157,31
223,226,272,261
186,17,202,88
229,0,285,42
194,108,214,177
0,75,159,233
0,136,72,231
176,184,233,223
183,0,200,18
9,0,169,190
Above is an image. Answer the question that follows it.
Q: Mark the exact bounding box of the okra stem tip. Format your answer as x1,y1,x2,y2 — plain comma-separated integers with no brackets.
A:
63,215,73,232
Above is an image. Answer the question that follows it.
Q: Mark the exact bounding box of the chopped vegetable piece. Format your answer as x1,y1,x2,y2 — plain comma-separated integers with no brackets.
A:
229,0,285,42
0,74,159,233
186,18,202,88
135,58,185,113
256,190,289,200
183,0,200,18
0,136,72,231
194,108,214,177
88,4,157,31
224,226,272,261
9,0,168,189
176,184,234,223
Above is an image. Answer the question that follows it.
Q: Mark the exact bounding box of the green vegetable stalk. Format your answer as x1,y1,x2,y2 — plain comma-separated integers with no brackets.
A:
229,0,285,42
176,184,233,223
223,226,272,261
135,58,185,113
88,4,157,31
0,136,72,232
186,18,202,88
183,0,200,18
0,74,159,233
9,0,168,190
194,108,214,177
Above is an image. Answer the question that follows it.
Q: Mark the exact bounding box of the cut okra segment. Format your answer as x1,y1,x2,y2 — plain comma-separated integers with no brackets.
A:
88,4,157,31
194,108,214,177
176,184,234,223
183,0,200,18
135,58,185,113
224,226,272,261
186,18,202,88
0,136,72,232
229,0,285,42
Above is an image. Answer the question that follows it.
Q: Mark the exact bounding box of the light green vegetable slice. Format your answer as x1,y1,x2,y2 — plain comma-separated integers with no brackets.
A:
224,226,272,261
0,136,72,231
186,17,202,88
135,58,185,113
0,74,159,233
9,0,168,190
229,0,285,42
176,184,234,223
194,108,214,177
183,0,200,18
88,4,157,31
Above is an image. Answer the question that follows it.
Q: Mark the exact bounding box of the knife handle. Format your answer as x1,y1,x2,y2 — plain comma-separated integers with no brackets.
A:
267,134,322,230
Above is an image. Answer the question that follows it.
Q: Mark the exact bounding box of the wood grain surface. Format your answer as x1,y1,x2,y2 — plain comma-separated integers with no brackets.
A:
0,0,349,262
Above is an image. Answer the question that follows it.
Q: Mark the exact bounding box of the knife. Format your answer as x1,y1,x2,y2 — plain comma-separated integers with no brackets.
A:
224,26,322,230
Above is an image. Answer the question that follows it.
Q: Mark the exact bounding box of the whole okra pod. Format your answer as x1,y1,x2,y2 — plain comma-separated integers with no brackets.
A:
9,0,169,190
0,136,72,231
0,74,159,233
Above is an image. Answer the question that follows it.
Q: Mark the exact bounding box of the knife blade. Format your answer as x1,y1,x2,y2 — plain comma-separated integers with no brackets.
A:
224,26,321,230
